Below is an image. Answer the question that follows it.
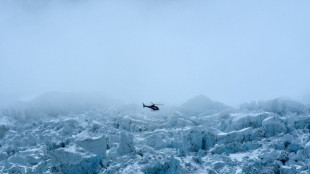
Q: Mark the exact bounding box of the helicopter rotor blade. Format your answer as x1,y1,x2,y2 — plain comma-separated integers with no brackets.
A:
150,102,164,105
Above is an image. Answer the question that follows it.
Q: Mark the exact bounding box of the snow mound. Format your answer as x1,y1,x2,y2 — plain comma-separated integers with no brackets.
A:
180,95,232,115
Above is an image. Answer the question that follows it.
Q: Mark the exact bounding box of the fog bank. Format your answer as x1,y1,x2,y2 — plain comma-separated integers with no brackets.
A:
1,0,310,106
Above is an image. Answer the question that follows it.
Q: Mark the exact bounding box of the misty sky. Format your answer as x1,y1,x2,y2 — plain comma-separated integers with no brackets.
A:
1,0,310,106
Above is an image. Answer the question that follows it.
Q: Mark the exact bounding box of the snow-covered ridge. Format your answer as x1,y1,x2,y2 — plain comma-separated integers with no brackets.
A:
0,94,309,173
2,92,122,118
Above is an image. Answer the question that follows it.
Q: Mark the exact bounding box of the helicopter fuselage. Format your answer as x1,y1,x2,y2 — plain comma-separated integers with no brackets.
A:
143,103,160,111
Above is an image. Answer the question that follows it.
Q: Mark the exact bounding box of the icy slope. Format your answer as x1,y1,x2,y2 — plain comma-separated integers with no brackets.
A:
0,98,310,174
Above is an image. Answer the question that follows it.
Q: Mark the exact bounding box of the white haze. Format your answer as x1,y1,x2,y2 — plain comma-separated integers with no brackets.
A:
1,0,310,106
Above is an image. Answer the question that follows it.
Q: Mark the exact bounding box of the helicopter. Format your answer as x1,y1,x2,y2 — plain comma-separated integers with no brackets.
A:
142,102,163,111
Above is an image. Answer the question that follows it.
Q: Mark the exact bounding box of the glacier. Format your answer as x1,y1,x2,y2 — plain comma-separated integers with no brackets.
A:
0,94,310,174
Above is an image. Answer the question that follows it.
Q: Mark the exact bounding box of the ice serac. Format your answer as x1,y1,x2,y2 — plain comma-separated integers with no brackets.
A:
165,116,194,128
1,94,310,173
202,130,217,150
305,141,310,158
262,116,287,137
225,113,270,131
2,147,47,173
75,132,107,158
183,127,205,152
145,133,167,149
291,115,310,129
0,125,7,139
143,156,183,174
49,145,101,174
217,127,253,144
117,132,135,155
258,97,308,115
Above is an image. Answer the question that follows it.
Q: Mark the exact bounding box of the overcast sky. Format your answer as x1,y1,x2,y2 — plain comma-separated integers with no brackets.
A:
1,0,310,106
